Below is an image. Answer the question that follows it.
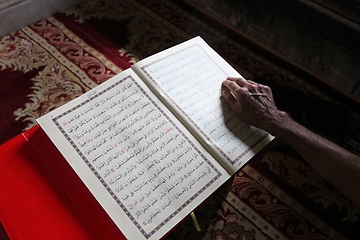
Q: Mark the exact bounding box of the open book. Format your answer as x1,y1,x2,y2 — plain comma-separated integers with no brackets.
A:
37,36,273,240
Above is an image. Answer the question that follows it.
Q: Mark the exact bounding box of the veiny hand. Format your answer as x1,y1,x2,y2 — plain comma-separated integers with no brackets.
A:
223,78,360,207
221,77,285,132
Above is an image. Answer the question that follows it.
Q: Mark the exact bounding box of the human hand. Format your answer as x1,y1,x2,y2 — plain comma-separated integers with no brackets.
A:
221,77,285,132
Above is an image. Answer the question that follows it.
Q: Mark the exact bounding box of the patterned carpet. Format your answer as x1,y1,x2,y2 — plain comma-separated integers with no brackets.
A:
1,0,360,239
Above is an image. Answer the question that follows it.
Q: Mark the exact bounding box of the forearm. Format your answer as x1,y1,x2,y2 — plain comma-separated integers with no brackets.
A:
269,112,360,205
221,77,360,205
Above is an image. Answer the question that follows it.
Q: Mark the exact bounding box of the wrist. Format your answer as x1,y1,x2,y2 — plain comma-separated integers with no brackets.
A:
264,110,292,137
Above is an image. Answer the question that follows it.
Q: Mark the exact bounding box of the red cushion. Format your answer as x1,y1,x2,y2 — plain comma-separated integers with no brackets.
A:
0,126,125,239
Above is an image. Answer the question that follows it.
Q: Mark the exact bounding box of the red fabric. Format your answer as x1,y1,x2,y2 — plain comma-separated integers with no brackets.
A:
0,126,126,240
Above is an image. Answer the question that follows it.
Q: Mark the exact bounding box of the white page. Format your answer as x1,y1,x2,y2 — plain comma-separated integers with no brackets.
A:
133,36,273,174
37,69,230,240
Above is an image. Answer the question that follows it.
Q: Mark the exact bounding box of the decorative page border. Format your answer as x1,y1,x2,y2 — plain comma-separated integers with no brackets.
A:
51,75,222,238
140,43,269,165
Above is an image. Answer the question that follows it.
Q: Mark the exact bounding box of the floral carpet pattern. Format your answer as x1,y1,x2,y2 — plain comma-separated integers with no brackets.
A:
0,0,359,239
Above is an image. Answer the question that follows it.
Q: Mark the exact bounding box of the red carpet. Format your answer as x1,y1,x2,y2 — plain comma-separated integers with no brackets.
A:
0,0,359,239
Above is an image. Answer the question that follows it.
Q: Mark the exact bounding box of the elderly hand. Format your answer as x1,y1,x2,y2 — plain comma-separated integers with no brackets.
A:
221,77,286,133
222,77,360,206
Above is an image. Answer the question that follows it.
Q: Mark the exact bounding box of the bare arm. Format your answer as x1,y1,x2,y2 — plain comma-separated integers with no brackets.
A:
222,77,360,206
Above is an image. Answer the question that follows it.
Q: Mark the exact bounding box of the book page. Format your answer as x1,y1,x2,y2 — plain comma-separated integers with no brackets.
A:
37,69,230,240
133,36,273,174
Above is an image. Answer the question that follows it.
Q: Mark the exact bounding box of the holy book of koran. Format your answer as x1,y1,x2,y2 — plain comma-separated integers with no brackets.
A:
37,36,274,240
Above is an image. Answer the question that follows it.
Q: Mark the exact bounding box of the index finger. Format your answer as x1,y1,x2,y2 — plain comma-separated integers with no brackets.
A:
222,79,242,94
226,77,247,87
222,79,248,102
